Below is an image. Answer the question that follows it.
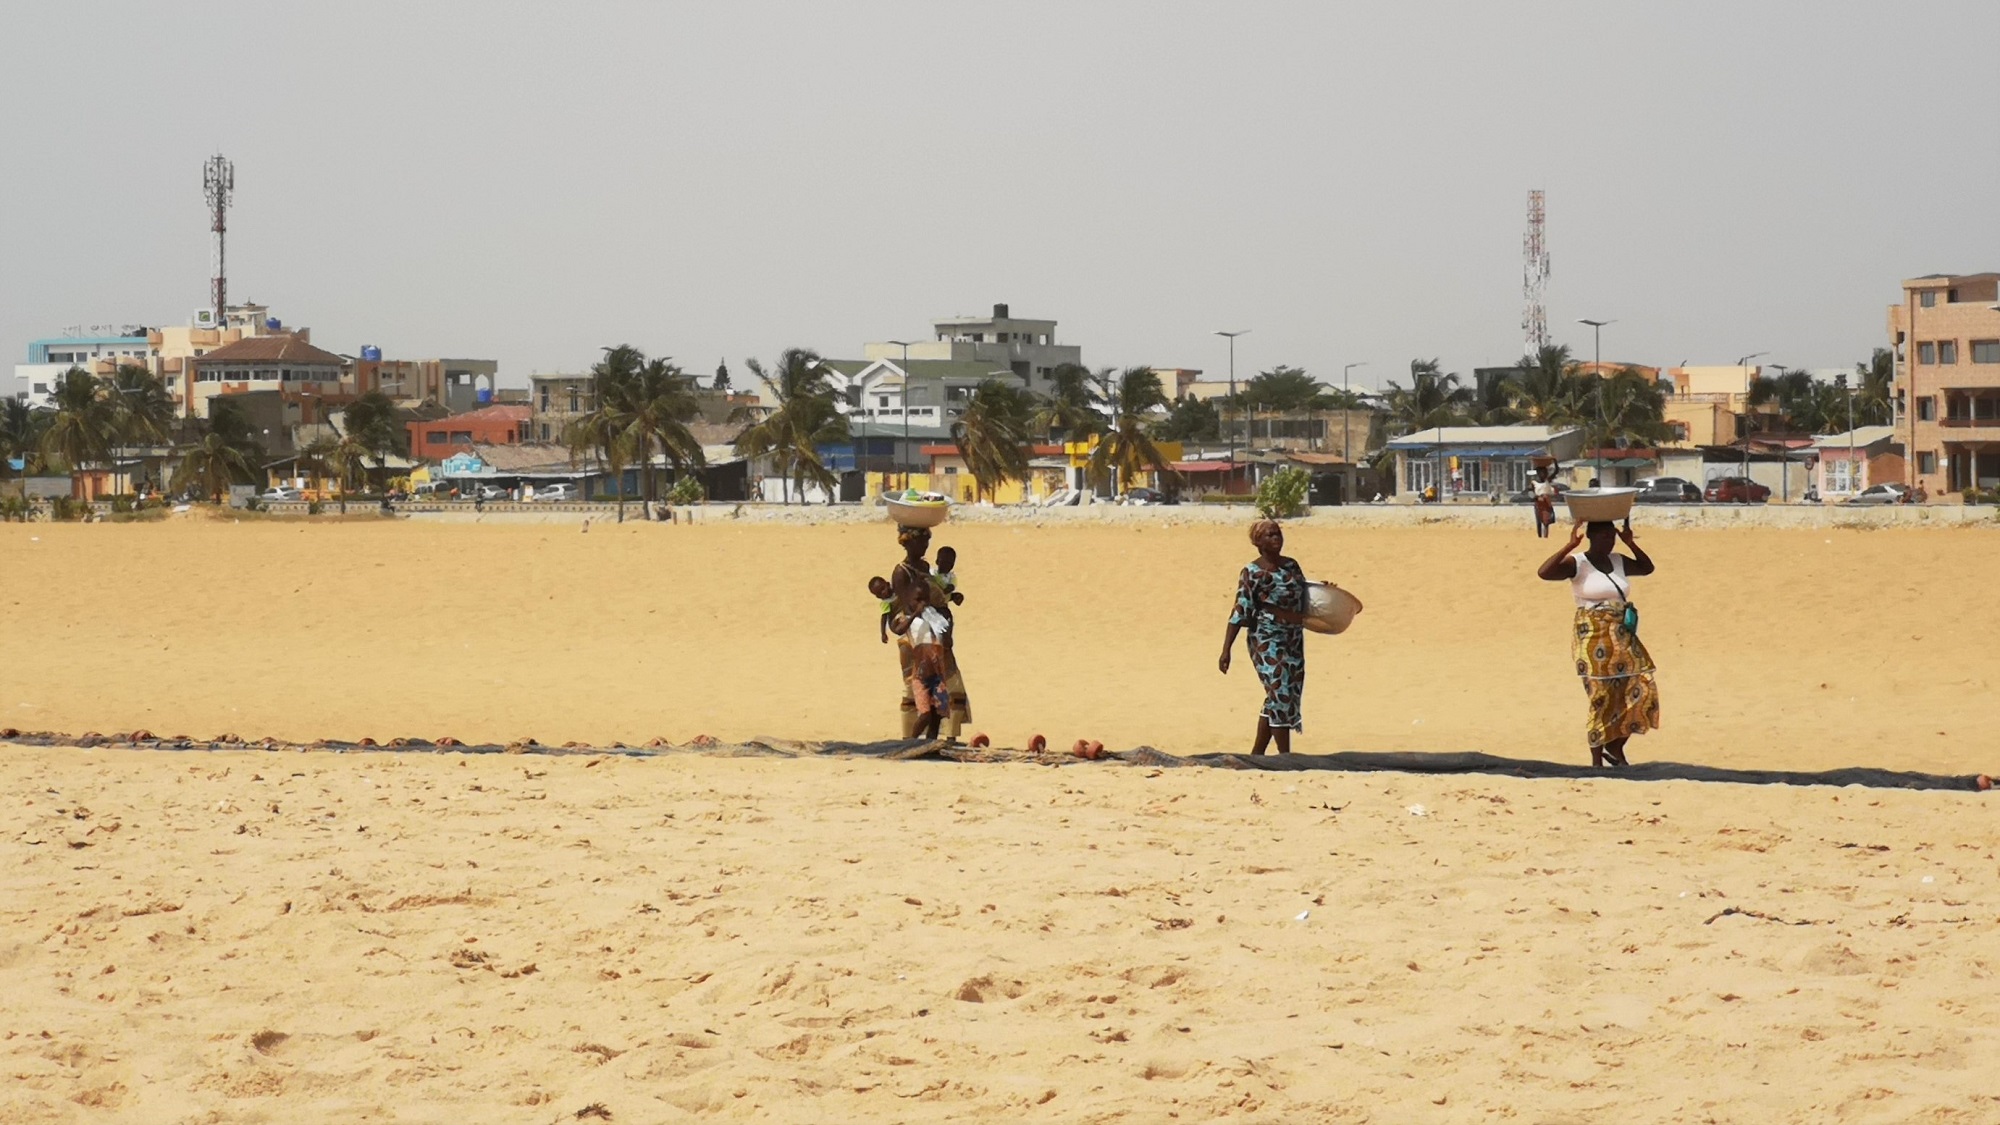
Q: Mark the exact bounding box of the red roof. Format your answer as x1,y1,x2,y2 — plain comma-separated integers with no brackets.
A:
1170,461,1243,473
195,334,348,367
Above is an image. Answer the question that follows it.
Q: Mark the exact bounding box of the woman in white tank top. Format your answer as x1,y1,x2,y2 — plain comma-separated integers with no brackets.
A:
1536,518,1661,767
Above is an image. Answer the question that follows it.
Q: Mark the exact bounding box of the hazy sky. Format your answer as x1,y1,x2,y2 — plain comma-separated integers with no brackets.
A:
4,2,1996,392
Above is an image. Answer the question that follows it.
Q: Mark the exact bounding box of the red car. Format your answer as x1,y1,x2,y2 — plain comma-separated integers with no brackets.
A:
1703,476,1771,504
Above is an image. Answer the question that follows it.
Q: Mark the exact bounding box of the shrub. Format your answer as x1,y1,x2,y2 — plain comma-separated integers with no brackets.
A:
307,499,324,515
1255,467,1311,520
50,496,81,521
667,475,706,505
110,495,135,514
0,495,28,522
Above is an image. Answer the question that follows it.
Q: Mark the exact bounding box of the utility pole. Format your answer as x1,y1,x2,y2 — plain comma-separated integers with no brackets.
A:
887,340,916,491
1578,319,1614,485
1215,330,1249,492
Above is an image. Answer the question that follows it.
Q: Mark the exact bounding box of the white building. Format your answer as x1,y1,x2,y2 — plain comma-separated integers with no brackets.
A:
807,303,1087,427
12,328,155,407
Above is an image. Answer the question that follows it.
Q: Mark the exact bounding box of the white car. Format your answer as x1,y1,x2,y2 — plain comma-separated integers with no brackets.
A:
1842,483,1908,506
476,484,509,501
258,487,303,503
536,483,578,502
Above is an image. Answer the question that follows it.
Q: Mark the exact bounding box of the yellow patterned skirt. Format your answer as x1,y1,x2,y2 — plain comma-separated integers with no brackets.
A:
1572,604,1660,748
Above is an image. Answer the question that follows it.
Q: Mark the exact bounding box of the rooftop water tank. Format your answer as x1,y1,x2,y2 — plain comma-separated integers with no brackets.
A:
360,345,382,362
476,387,493,404
265,317,282,331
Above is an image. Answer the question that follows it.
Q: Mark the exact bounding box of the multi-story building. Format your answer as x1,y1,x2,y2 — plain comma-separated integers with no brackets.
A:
187,335,353,422
860,303,1082,395
359,357,499,413
1661,365,1770,448
1889,272,2000,495
527,373,594,444
12,329,154,407
406,404,531,461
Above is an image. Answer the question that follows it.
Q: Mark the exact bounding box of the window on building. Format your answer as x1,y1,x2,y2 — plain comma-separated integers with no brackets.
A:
1917,451,1937,474
451,431,472,444
1919,291,1937,308
877,395,890,408
1404,458,1436,494
1917,396,1936,421
1939,340,1958,364
1976,397,1998,421
1973,341,2000,364
538,390,550,410
568,391,580,412
1918,342,1936,365
539,423,550,441
1947,395,1970,421
1827,458,1856,493
426,432,448,445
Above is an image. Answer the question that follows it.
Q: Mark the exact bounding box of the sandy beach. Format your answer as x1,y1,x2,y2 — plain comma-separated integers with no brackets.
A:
2,516,1997,1120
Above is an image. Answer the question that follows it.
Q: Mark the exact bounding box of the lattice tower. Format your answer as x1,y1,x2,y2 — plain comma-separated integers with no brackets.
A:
1522,189,1550,357
203,154,234,325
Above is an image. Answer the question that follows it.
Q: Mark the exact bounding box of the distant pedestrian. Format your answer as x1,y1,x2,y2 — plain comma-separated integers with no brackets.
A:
1531,465,1558,538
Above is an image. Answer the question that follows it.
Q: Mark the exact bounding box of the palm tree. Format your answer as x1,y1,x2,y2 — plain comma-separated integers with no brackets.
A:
617,355,705,514
735,348,849,505
1853,347,1893,427
107,364,175,496
950,379,1034,501
1382,359,1473,436
1508,345,1587,427
1032,362,1104,443
1590,367,1674,449
1,397,47,478
340,391,403,492
1086,366,1176,493
170,431,252,503
39,367,117,497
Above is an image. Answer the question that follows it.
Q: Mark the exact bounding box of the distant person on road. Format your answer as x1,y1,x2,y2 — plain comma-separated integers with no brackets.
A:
1537,518,1660,768
1531,464,1558,538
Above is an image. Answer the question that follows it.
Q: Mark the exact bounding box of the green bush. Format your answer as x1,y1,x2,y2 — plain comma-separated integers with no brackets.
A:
667,475,706,505
110,495,135,514
0,495,28,522
50,496,81,522
1255,467,1311,520
307,499,324,515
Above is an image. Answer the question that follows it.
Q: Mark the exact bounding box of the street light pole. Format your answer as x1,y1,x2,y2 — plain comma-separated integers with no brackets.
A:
1577,319,1615,485
1735,352,1768,494
1215,330,1249,492
1767,363,1791,502
887,340,917,491
1837,371,1853,497
1341,362,1367,463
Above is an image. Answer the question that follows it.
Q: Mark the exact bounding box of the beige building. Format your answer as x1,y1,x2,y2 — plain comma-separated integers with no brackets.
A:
1660,365,1776,448
1888,273,2000,495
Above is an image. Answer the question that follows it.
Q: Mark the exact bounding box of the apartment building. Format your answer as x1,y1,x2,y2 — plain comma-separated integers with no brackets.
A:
1889,273,2000,495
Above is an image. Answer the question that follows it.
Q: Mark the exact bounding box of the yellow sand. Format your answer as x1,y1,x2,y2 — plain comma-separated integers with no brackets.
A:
2,518,1996,1120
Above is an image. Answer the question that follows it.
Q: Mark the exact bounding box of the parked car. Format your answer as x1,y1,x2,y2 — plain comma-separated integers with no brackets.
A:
1120,487,1176,506
475,484,508,501
536,482,579,502
412,480,454,498
1506,481,1570,504
257,487,303,503
1703,476,1771,504
1633,476,1702,503
1842,483,1909,506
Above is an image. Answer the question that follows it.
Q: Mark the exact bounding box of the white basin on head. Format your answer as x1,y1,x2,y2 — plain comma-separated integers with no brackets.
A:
1563,487,1640,522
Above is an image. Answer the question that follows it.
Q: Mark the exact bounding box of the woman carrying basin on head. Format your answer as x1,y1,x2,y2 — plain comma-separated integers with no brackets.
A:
1536,517,1660,767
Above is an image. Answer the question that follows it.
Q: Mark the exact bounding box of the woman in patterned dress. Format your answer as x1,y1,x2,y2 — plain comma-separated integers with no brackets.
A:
1218,519,1311,755
1536,518,1660,767
890,524,972,739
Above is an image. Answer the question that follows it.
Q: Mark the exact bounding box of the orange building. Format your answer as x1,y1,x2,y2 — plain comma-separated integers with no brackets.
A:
406,405,532,461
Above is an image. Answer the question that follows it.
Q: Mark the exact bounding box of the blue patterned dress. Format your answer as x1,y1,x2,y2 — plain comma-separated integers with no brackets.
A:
1230,558,1308,730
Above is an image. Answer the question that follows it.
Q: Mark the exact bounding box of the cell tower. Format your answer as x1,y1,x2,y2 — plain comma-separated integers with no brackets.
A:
203,153,235,326
1521,189,1550,357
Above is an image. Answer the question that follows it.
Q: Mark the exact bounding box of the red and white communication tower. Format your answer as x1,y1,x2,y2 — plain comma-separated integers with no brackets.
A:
1522,189,1550,356
203,153,234,326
